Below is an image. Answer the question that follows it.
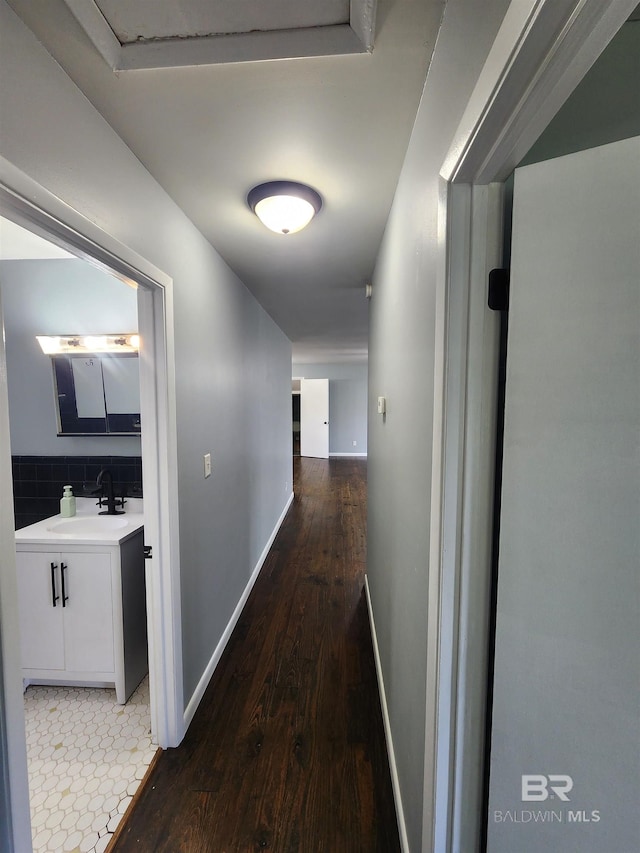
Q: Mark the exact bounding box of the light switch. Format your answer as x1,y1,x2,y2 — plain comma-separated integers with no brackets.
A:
377,396,386,415
204,453,212,478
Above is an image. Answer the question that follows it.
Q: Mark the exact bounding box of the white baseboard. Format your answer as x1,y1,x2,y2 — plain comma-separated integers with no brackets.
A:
329,452,367,457
365,574,410,853
183,491,294,730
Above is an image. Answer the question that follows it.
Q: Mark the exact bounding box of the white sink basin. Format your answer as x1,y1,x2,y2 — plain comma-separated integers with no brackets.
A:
47,516,129,534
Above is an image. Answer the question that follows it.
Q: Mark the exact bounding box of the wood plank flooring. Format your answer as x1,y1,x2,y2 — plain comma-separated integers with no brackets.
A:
111,457,400,852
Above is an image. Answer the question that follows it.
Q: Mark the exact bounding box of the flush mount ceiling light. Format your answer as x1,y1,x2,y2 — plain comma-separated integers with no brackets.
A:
248,181,323,235
36,334,140,354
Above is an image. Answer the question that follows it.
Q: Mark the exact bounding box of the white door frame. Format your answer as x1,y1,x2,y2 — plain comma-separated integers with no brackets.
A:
0,160,184,851
426,1,637,850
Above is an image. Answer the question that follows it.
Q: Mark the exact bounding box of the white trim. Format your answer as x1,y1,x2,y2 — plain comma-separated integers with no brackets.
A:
452,184,504,853
422,175,450,850
442,0,638,184
136,283,184,749
62,0,122,70
428,2,634,851
0,162,183,847
117,26,366,69
429,182,472,853
329,452,367,458
0,159,169,289
62,0,375,70
429,182,504,851
350,0,377,51
440,184,503,853
0,291,32,853
364,575,409,853
183,492,294,730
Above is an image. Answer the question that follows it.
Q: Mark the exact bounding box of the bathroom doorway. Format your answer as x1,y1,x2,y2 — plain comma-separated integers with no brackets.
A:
0,187,182,850
1,218,154,848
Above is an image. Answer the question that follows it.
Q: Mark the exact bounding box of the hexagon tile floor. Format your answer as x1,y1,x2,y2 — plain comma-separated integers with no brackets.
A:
24,677,157,853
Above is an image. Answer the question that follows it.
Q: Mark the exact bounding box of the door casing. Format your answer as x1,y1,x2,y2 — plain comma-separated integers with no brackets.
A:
0,161,184,851
426,1,638,851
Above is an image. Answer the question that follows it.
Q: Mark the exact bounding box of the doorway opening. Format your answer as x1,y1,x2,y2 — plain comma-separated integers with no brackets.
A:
432,3,639,851
0,183,182,851
292,378,301,456
481,15,640,844
298,378,329,459
0,220,156,848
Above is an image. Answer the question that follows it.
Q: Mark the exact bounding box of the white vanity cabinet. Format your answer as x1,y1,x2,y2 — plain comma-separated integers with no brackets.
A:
16,525,147,704
17,550,113,674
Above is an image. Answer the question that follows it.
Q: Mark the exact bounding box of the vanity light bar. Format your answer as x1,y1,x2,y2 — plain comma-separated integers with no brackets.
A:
36,334,140,354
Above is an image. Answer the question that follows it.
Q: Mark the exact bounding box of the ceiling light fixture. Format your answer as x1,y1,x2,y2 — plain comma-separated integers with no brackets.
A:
248,181,322,235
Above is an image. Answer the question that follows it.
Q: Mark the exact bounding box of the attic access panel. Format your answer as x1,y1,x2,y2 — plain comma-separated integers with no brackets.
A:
63,0,377,70
95,0,351,40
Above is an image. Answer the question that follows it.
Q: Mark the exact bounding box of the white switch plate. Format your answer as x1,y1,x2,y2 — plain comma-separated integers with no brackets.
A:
203,453,212,478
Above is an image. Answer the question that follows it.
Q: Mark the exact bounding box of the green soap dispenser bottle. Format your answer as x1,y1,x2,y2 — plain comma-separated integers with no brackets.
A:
60,484,76,518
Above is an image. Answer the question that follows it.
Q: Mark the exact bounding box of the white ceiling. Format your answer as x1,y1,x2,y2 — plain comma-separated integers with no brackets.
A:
0,217,74,260
6,0,446,363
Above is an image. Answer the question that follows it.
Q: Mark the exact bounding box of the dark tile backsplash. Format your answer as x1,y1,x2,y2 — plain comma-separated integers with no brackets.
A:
12,455,142,530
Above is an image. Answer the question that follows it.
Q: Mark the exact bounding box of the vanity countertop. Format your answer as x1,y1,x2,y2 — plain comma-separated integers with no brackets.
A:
15,498,144,547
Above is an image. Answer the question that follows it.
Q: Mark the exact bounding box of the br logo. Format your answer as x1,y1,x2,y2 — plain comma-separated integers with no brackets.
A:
521,775,573,802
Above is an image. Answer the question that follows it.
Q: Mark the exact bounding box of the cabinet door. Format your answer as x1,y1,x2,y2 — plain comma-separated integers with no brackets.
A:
16,552,65,670
62,552,115,674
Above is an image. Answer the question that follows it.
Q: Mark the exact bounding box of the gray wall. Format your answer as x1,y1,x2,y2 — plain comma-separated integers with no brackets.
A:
366,1,512,849
293,361,367,455
0,0,293,715
521,21,640,166
0,258,141,456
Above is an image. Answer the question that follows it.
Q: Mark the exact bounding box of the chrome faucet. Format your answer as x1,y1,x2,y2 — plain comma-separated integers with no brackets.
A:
96,469,125,515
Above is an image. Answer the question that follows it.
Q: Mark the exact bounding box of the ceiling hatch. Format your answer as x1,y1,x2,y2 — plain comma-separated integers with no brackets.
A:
62,0,378,70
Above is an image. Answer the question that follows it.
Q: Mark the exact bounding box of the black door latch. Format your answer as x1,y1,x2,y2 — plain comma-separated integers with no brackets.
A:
488,268,510,311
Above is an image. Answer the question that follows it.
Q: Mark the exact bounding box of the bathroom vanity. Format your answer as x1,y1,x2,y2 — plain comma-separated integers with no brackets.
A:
15,500,147,704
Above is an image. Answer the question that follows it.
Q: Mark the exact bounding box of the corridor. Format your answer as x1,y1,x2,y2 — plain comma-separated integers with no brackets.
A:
111,457,400,852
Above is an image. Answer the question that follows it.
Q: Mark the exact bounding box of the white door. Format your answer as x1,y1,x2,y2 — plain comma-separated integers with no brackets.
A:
300,378,329,458
487,138,640,852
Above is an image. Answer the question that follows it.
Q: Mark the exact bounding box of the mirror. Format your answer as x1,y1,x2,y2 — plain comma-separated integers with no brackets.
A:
52,353,141,435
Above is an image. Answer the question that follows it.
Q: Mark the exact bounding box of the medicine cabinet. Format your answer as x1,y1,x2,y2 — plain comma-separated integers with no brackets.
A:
51,353,141,435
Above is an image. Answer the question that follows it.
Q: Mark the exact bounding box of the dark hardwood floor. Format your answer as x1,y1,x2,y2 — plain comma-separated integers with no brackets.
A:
112,457,400,852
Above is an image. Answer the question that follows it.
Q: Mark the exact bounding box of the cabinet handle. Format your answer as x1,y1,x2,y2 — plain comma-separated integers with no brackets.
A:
61,562,69,607
50,562,59,607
